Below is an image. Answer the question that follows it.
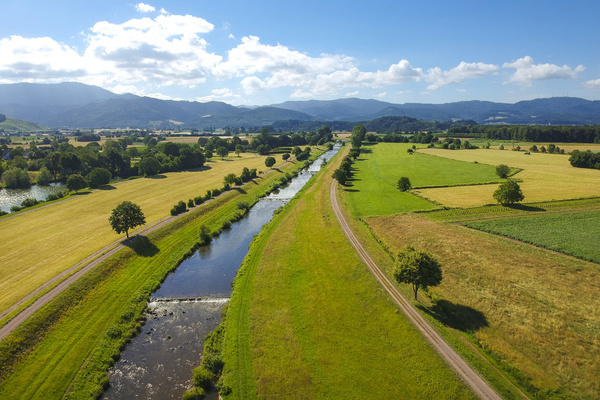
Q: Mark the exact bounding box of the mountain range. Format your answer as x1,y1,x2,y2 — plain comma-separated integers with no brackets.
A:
1,82,600,130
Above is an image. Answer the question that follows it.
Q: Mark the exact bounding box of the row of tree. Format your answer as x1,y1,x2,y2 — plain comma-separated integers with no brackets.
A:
448,124,600,143
569,150,600,170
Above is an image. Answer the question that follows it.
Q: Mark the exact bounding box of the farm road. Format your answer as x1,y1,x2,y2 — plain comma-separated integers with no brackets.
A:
329,179,502,400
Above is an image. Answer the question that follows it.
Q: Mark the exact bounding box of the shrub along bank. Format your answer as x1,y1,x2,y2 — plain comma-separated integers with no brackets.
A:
0,148,326,400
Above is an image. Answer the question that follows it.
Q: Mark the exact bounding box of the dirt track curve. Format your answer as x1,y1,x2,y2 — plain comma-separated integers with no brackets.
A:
329,179,503,400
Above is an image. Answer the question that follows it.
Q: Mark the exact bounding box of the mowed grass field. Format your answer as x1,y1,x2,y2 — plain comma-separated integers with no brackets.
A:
465,210,600,263
221,147,477,399
0,159,305,399
0,154,268,316
366,213,600,399
345,143,499,217
415,148,600,207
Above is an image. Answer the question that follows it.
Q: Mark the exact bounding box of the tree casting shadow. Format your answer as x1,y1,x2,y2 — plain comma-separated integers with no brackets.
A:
124,235,160,257
505,203,546,212
417,299,488,333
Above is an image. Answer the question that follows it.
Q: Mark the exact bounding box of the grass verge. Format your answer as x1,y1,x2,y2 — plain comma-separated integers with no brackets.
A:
0,152,322,400
219,145,477,399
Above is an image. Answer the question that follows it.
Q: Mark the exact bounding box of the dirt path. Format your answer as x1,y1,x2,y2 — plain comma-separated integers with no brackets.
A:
329,179,502,400
0,161,294,341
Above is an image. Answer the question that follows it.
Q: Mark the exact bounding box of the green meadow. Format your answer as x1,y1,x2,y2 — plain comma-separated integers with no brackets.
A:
220,146,477,399
0,157,311,400
465,210,600,263
345,142,499,217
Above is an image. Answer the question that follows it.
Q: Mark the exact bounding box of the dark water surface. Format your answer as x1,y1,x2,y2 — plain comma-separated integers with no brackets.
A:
103,146,340,399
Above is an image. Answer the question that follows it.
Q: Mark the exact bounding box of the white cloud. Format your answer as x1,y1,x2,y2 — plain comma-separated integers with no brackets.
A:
83,14,220,87
196,88,240,102
425,61,499,90
503,56,585,85
346,91,360,96
583,78,600,88
228,33,236,40
135,3,156,13
0,36,86,83
375,92,387,99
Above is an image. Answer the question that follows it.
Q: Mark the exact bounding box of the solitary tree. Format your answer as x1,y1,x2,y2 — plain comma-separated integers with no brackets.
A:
394,246,443,300
109,201,146,238
495,164,510,178
216,146,229,159
282,153,290,161
265,156,276,168
493,179,524,205
397,177,412,191
66,174,87,193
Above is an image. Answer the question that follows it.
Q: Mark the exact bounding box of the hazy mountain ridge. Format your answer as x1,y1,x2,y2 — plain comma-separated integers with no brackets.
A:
1,82,600,129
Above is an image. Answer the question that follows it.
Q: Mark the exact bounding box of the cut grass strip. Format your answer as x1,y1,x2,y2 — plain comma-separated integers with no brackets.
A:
221,146,477,399
345,143,499,217
465,210,600,263
0,153,320,400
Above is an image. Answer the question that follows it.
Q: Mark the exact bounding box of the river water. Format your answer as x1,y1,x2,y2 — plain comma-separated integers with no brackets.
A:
103,145,340,399
0,183,65,213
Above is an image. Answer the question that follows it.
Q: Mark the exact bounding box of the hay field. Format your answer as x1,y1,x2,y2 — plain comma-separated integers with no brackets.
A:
415,148,600,207
0,155,268,315
367,213,600,399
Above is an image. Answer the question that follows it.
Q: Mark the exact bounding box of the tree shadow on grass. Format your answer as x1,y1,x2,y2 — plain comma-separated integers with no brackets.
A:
124,235,160,257
97,185,116,190
505,203,546,212
233,187,247,194
146,174,167,179
417,299,488,333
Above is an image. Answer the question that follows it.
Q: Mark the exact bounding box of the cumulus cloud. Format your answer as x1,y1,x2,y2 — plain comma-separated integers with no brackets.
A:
584,78,600,88
196,88,240,102
84,14,220,86
425,61,499,90
0,36,86,83
135,3,156,13
503,56,585,85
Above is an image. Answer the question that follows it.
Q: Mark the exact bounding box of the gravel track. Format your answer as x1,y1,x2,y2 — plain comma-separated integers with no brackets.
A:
329,179,502,400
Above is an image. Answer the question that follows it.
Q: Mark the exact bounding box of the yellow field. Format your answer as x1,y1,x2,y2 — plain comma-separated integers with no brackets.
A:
0,155,268,315
415,148,600,207
366,213,600,399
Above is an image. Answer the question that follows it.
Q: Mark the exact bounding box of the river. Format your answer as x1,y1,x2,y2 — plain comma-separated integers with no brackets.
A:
102,145,340,399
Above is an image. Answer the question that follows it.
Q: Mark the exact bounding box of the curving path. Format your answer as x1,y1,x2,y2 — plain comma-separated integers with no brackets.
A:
329,179,503,400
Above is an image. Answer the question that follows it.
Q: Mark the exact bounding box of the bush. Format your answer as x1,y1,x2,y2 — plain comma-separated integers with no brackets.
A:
10,205,23,213
36,167,53,186
495,164,510,179
194,196,204,206
397,177,412,191
193,367,214,391
182,387,206,400
2,168,31,188
199,225,212,244
46,190,67,201
187,199,195,208
87,167,112,188
221,220,232,230
237,201,250,211
211,188,221,197
21,198,39,208
170,200,187,216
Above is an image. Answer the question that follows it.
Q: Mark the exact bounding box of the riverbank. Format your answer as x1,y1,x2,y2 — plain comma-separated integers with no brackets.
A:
215,145,477,399
0,150,326,399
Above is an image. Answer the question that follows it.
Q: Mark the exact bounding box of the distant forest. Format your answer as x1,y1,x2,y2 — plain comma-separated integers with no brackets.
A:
270,116,476,134
448,124,600,143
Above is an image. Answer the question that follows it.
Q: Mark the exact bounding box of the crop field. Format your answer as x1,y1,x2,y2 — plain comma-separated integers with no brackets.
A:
365,213,600,399
0,154,270,317
345,143,500,217
221,147,477,399
0,160,303,399
465,210,600,263
415,148,600,207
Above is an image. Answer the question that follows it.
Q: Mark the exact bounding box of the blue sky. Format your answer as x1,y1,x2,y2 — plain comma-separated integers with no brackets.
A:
1,0,599,105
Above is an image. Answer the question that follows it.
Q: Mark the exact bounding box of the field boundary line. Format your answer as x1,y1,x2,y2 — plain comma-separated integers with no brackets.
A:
330,179,502,400
458,223,600,267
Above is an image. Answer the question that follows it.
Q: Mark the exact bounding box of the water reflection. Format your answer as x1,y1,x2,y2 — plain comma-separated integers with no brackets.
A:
0,183,65,213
